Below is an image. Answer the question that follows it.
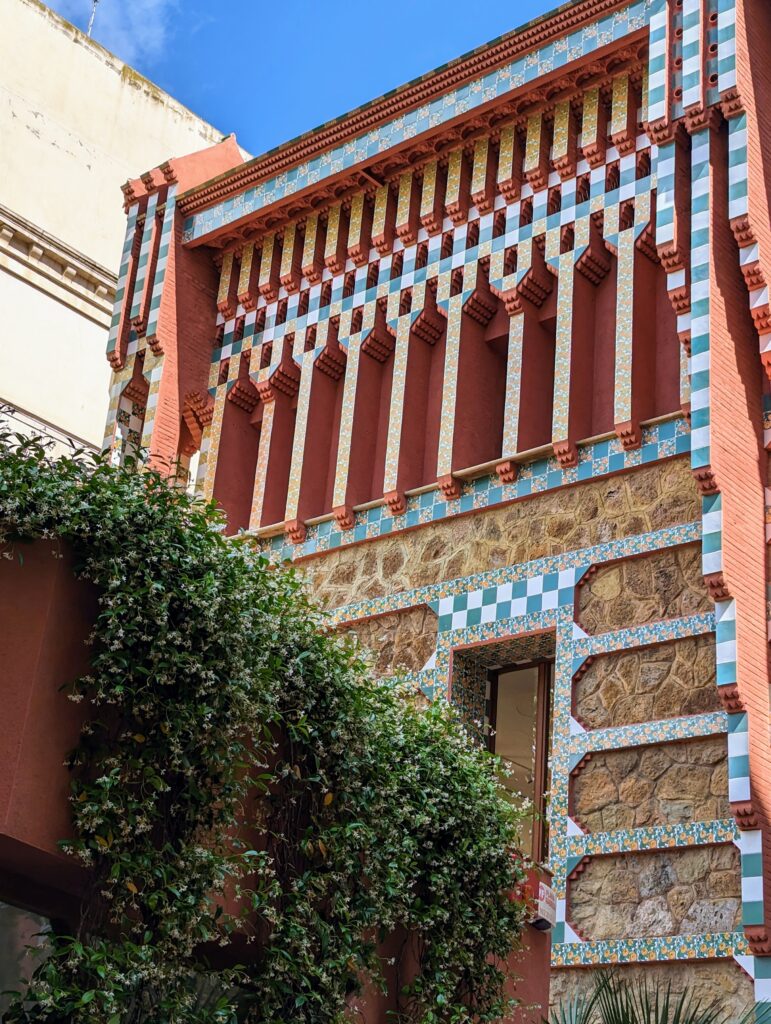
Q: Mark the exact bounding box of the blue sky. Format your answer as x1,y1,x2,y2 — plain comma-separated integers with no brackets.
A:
49,0,560,158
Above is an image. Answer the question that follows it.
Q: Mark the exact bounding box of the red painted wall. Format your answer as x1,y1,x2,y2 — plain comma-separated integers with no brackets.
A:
0,542,95,918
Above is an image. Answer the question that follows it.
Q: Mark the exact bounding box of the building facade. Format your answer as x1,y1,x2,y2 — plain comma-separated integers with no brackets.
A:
102,0,771,1013
0,0,240,448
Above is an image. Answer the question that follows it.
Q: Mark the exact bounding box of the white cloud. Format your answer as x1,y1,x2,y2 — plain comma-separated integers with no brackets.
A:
49,0,177,68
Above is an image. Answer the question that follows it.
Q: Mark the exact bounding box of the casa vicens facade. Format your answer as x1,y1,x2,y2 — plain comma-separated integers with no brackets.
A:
100,0,771,1013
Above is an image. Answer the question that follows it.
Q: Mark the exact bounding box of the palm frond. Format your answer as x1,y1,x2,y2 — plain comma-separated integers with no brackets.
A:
551,969,771,1024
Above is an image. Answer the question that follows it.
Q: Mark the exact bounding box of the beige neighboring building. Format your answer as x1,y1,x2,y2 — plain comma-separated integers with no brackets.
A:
0,0,238,447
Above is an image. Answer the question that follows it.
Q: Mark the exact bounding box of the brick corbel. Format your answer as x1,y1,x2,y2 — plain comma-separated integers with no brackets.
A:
412,288,446,345
495,459,518,483
315,338,347,380
438,473,462,500
285,519,307,545
692,466,719,495
372,186,397,255
614,419,642,451
683,104,722,137
704,570,731,601
746,927,771,957
361,305,396,361
181,390,215,452
257,341,301,400
384,489,406,515
333,505,356,530
553,438,578,469
123,373,149,408
575,217,612,284
227,376,260,412
462,268,497,326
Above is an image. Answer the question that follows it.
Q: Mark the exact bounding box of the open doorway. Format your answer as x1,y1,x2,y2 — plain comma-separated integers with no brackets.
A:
487,661,552,863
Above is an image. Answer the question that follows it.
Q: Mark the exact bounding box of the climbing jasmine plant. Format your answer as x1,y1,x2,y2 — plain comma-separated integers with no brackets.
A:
0,430,529,1024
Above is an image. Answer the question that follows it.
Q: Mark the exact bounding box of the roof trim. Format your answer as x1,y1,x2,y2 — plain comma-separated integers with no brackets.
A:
178,0,633,215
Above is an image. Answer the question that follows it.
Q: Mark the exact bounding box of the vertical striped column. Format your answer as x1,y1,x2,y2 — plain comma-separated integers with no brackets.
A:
129,190,159,323
216,250,235,315
445,148,470,224
382,315,414,498
138,347,167,459
610,73,636,154
347,192,372,265
145,184,177,346
551,252,575,453
555,102,574,179
395,171,419,245
613,226,637,429
196,356,226,497
716,0,738,96
324,203,346,274
681,0,705,112
420,159,444,235
332,311,366,514
549,612,581,945
501,311,525,459
523,112,548,191
259,233,279,301
497,123,522,202
372,183,395,253
302,213,324,282
283,330,321,524
647,0,670,125
106,204,139,365
580,88,606,167
436,290,465,483
248,400,275,532
237,243,257,308
714,597,767,942
102,356,138,455
689,128,713,478
470,137,495,212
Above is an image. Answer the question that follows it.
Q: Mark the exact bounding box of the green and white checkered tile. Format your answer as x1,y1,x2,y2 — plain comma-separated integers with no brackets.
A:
145,185,177,340
106,204,139,360
129,189,159,323
433,568,585,632
689,128,713,475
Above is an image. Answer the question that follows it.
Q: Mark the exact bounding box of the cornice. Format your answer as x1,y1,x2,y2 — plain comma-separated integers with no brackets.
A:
177,0,637,218
195,42,646,251
0,204,116,327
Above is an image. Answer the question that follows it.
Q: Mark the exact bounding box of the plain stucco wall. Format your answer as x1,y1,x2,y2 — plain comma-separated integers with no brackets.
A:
0,270,111,444
0,0,234,444
0,0,225,268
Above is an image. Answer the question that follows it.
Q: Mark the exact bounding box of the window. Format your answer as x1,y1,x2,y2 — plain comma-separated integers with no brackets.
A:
487,660,552,862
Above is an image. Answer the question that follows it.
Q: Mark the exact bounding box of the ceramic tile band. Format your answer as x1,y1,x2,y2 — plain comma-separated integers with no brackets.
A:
182,0,654,243
266,418,690,561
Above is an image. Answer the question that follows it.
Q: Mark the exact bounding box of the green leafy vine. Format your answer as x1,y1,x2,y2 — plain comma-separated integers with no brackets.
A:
0,432,529,1024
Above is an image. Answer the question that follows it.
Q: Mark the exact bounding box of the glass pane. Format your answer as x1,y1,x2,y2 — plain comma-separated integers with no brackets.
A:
494,665,540,855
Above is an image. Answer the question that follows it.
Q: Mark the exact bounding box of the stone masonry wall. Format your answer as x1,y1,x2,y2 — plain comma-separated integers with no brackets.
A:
574,634,719,729
340,605,437,675
302,458,699,611
570,846,742,940
577,544,710,634
572,737,729,832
